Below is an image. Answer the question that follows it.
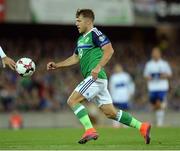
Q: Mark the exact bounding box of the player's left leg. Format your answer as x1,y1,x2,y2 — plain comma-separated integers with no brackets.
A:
99,104,151,144
149,91,167,126
96,82,151,144
67,91,99,144
112,102,130,128
154,91,167,127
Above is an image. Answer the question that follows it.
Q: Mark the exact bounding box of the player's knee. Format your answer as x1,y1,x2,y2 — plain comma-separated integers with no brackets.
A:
67,99,76,107
154,101,162,109
104,111,116,119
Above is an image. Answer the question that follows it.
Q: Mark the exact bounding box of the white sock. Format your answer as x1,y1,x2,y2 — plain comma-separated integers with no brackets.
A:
156,109,165,127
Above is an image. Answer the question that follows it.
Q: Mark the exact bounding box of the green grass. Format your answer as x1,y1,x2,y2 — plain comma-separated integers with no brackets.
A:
0,127,180,150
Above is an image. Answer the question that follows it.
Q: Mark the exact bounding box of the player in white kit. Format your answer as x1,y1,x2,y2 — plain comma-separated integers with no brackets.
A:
109,64,135,127
144,47,172,126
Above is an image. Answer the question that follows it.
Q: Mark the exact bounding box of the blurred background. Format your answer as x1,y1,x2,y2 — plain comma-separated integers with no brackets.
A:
0,0,179,129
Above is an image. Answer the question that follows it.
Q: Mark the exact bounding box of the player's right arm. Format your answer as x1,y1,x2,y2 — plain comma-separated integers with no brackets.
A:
47,53,79,70
0,46,16,70
144,63,152,81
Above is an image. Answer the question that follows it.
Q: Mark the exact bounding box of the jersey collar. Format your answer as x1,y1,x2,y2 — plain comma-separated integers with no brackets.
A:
83,27,95,37
152,58,162,62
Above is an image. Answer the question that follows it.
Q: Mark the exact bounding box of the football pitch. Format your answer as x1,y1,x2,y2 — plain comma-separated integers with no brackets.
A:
0,127,180,150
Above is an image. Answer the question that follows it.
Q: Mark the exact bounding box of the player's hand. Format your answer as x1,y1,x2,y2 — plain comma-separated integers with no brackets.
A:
2,56,16,70
146,76,152,81
91,65,101,80
160,73,169,79
47,62,57,70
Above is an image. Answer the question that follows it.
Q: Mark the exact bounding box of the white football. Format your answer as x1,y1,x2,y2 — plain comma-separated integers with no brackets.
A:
15,57,36,77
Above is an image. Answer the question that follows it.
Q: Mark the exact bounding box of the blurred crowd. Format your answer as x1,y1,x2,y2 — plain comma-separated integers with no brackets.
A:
0,37,180,112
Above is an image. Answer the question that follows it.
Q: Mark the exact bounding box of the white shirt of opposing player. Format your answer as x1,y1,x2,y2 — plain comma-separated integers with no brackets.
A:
109,72,135,103
144,59,172,91
0,46,6,58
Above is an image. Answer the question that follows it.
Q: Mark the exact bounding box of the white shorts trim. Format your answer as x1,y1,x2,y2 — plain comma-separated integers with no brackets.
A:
75,76,112,107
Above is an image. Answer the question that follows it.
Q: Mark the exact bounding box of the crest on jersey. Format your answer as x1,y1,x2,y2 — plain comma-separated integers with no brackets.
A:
99,35,105,42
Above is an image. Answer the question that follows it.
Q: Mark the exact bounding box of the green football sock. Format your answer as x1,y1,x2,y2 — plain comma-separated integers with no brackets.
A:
116,110,142,130
130,117,142,130
72,103,93,130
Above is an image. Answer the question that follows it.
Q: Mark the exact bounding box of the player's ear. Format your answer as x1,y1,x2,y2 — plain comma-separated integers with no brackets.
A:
87,18,92,25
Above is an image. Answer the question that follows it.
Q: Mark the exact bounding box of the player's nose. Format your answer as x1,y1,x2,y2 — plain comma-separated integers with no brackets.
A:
75,21,78,26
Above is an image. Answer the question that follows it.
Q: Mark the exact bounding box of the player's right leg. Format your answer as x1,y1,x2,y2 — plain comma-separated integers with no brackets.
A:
67,76,99,144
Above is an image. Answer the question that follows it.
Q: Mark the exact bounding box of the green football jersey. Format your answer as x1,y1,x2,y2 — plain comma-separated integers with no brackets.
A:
75,27,110,79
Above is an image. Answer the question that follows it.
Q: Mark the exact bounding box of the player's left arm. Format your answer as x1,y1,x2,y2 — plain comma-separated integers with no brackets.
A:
98,43,114,67
160,62,172,79
160,73,171,79
91,31,114,79
91,43,114,79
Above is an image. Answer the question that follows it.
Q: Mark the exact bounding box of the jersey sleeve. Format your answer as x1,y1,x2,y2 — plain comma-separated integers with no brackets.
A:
92,30,110,48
